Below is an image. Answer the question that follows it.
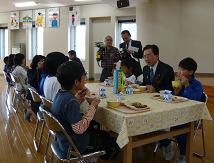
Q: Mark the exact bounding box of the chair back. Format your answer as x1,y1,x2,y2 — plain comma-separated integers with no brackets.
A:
40,96,52,109
29,88,41,102
39,105,83,160
201,92,208,104
10,73,19,83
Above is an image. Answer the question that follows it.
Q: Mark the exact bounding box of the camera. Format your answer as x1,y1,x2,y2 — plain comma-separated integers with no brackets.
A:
95,42,105,62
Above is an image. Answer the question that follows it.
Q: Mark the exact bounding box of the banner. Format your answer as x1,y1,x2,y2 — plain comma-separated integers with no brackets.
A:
69,6,80,26
10,11,19,29
20,10,33,29
47,8,60,28
34,9,45,27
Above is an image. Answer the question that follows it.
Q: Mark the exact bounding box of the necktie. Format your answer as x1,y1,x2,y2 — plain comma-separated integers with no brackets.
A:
126,43,129,50
150,68,154,83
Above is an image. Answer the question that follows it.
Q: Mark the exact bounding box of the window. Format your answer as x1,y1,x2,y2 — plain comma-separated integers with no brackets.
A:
69,21,86,60
28,27,44,59
0,28,8,59
116,19,137,47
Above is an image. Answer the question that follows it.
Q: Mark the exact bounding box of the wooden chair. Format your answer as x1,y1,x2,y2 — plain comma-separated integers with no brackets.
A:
193,92,208,158
28,88,45,152
39,105,105,163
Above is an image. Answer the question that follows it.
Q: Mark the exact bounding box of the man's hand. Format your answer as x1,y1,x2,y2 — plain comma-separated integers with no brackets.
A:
146,85,156,93
127,49,134,55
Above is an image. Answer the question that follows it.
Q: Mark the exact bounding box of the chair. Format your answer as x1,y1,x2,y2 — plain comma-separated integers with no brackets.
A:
39,96,53,162
193,92,208,158
39,105,105,163
10,73,21,112
29,88,45,152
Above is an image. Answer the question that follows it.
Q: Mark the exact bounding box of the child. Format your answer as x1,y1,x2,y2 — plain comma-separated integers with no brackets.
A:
51,61,119,159
174,57,203,101
12,53,30,92
68,50,82,65
43,52,68,101
121,59,136,85
162,57,204,163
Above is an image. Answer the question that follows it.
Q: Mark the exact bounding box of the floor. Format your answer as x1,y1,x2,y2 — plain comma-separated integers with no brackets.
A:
0,76,213,163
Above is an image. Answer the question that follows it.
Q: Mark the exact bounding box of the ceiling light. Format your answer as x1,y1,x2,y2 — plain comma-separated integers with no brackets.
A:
14,1,38,8
75,0,101,2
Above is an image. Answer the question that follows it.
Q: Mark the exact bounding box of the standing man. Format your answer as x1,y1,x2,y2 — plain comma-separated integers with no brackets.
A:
99,35,120,82
142,44,175,92
120,30,143,78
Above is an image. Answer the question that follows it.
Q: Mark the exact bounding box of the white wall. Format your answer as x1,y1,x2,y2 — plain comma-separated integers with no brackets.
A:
137,0,214,73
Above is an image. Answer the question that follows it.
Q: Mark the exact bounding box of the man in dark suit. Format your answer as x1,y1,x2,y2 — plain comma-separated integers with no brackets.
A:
142,44,175,92
119,30,143,78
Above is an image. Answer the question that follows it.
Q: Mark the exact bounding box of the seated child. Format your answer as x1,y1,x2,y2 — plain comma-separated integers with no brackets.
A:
161,57,204,163
51,61,119,159
121,59,136,85
3,56,13,86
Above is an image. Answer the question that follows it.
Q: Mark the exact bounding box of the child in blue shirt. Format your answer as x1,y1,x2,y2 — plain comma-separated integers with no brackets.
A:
162,57,204,163
174,57,203,101
51,61,119,159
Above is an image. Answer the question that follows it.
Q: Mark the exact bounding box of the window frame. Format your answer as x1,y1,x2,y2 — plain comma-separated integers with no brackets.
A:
116,18,137,48
0,28,8,59
69,21,86,61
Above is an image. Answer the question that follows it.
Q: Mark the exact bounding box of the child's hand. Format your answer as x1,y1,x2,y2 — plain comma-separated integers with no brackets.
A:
76,88,89,103
146,85,156,93
180,76,189,87
173,86,182,95
91,98,101,108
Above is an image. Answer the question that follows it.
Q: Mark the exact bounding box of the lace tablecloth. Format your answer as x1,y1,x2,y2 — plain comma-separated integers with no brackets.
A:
83,83,212,148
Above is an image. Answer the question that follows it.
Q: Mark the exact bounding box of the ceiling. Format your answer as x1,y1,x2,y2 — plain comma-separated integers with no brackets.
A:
0,0,147,12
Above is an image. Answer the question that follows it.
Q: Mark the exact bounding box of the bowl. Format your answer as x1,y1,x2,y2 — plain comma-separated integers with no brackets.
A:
107,101,121,109
139,86,147,92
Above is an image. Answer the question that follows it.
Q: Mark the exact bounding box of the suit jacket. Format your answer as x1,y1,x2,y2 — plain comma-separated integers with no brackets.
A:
119,40,143,60
142,61,175,92
119,40,143,77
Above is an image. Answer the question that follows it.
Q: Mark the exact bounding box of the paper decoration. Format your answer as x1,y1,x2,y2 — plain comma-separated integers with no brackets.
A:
20,10,33,29
10,11,19,29
34,9,46,27
69,6,80,26
47,8,60,28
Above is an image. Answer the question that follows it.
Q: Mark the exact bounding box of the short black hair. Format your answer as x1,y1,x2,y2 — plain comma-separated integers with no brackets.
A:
68,50,76,57
3,56,9,64
30,55,46,69
179,57,197,73
121,30,131,37
14,53,25,66
8,54,15,68
44,52,68,76
143,44,159,56
57,61,86,90
121,59,134,69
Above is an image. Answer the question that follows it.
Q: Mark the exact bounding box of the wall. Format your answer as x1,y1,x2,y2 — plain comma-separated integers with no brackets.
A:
137,0,214,73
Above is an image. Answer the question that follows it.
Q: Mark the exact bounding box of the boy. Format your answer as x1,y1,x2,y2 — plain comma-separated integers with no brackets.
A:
121,59,136,85
51,61,119,159
162,57,204,163
174,57,203,101
68,50,82,65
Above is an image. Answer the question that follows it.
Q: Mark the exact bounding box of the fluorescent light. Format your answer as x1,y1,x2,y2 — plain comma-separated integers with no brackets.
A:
14,1,38,8
75,0,101,2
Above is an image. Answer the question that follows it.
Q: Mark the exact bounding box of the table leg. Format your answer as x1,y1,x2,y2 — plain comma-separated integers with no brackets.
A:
123,137,133,163
186,122,194,163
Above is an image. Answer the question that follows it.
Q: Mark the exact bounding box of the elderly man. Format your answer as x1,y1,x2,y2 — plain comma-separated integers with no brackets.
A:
99,35,120,82
120,30,143,79
142,44,175,92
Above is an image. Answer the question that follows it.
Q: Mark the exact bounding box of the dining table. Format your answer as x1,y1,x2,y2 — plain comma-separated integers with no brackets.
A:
82,83,212,163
